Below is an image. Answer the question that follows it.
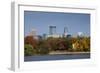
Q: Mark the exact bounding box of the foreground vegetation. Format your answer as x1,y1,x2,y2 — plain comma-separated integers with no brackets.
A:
24,36,90,56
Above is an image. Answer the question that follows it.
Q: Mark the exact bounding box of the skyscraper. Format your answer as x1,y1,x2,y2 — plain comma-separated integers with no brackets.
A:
49,26,56,35
63,26,68,37
30,29,37,36
29,28,39,39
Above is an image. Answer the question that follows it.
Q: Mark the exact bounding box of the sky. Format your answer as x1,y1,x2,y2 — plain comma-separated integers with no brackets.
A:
24,11,90,36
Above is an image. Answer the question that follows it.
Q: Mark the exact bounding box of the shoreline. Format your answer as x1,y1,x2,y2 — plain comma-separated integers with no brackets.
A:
49,51,90,55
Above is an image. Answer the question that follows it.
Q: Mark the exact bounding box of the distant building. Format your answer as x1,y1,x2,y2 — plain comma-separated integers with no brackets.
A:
46,25,64,38
46,34,62,38
67,34,71,38
43,33,47,39
49,26,56,35
77,32,83,37
63,26,68,37
29,29,38,39
46,26,71,38
28,25,73,39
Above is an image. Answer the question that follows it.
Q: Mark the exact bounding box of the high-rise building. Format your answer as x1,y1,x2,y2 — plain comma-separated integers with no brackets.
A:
29,28,38,39
46,25,62,38
29,29,37,36
49,26,56,35
63,26,68,37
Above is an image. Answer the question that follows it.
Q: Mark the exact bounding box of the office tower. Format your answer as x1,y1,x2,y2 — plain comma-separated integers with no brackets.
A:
49,26,56,35
30,29,37,36
64,26,68,37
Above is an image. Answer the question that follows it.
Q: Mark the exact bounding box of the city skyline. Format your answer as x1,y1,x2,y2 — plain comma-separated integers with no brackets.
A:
24,11,90,37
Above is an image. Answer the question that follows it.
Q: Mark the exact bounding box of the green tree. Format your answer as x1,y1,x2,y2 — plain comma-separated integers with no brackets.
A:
37,39,49,55
24,44,37,56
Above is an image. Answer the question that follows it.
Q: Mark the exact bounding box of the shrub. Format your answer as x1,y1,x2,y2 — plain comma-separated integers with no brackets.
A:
24,44,37,56
38,48,49,55
37,40,49,55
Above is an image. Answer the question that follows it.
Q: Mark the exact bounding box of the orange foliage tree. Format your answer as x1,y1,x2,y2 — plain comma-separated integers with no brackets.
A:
24,36,38,49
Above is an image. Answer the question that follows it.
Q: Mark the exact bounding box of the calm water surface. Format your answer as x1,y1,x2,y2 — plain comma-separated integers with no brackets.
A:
24,53,90,62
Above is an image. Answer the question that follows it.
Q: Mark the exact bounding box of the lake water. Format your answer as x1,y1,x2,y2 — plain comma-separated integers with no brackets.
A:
24,53,90,62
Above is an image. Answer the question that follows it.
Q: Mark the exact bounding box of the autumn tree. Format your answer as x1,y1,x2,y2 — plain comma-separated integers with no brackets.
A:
71,37,90,52
24,36,38,49
46,37,72,51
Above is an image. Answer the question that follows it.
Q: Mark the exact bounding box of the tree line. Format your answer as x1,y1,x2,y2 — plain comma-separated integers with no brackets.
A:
24,36,90,56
